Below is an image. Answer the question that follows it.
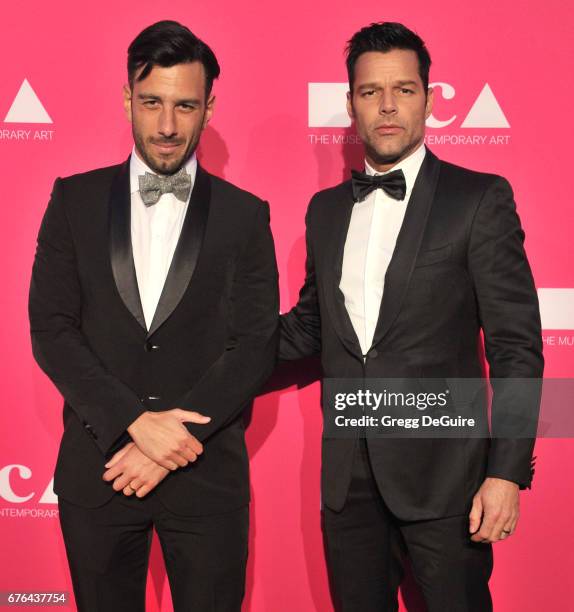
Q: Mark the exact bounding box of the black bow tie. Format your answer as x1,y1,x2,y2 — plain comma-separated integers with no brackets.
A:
351,168,407,202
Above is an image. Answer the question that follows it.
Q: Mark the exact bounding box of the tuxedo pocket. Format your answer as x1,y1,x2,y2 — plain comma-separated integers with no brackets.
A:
414,243,452,268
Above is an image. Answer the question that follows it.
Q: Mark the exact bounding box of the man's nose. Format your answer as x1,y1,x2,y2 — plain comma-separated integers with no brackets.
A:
379,90,397,115
158,108,177,137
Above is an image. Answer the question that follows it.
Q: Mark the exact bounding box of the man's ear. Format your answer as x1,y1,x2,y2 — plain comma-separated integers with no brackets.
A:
424,86,434,120
346,90,355,122
203,94,215,129
123,84,133,123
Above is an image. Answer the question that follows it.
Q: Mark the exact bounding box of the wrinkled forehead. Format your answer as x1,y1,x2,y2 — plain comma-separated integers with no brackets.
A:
131,62,208,98
353,50,423,87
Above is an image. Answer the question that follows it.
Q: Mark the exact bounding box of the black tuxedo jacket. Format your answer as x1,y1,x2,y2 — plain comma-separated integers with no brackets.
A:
280,150,543,521
29,157,279,515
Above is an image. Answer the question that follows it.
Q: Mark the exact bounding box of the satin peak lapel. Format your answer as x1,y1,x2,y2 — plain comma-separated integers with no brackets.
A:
370,150,442,348
322,181,364,360
147,164,211,338
109,158,147,331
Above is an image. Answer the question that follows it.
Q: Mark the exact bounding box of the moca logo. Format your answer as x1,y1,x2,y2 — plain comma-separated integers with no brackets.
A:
308,82,509,129
0,464,56,504
1,78,55,142
4,78,52,123
540,288,574,350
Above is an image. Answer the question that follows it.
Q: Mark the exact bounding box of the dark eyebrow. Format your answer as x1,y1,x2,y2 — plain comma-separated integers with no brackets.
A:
356,82,380,90
356,80,420,91
175,98,202,105
137,93,202,105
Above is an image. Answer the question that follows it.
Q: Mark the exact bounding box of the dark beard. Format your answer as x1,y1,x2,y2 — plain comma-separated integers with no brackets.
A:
364,140,410,168
132,130,196,176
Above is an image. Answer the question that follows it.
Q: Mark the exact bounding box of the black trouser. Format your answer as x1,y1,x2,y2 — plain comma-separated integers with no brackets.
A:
58,490,248,612
322,439,493,612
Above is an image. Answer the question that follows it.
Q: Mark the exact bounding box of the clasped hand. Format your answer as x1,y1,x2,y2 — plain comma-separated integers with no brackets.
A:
102,408,210,498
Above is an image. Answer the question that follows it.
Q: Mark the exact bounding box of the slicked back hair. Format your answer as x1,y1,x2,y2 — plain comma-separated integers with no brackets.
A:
346,22,431,94
127,20,220,98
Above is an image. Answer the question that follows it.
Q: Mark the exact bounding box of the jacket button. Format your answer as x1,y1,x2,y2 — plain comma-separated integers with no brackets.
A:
84,424,98,439
368,349,378,359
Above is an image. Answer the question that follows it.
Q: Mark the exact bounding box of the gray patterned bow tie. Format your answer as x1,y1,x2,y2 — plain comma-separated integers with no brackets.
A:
138,167,192,206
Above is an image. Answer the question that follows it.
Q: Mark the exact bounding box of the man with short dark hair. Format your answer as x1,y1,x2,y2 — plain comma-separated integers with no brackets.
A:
280,21,542,611
29,20,278,611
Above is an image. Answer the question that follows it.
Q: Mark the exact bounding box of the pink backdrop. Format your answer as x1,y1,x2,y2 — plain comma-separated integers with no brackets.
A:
1,0,573,609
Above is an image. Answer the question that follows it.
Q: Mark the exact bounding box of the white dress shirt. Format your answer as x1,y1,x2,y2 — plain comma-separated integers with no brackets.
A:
129,147,197,330
339,144,426,355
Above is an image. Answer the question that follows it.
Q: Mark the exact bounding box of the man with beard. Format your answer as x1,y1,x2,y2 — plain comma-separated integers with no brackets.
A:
280,22,542,611
29,20,278,612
